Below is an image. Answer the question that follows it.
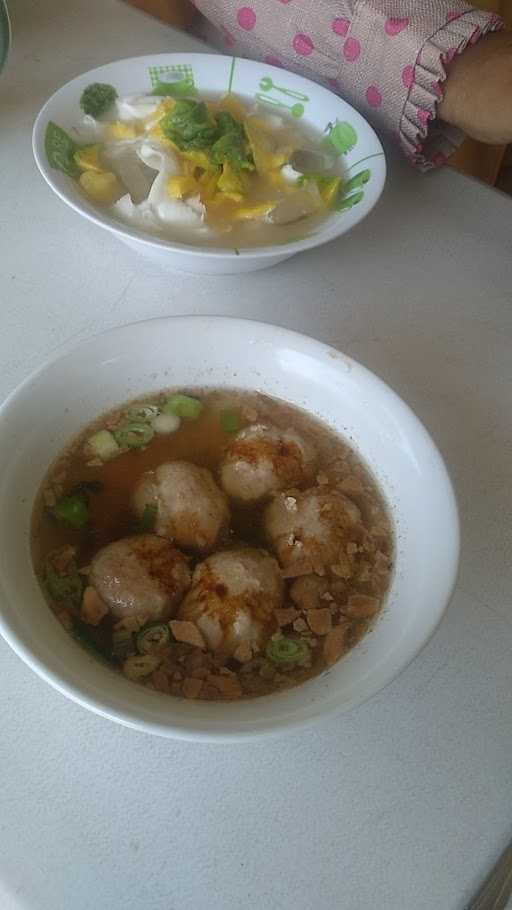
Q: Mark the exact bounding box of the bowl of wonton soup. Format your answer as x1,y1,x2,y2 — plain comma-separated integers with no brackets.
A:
0,316,459,740
32,53,386,274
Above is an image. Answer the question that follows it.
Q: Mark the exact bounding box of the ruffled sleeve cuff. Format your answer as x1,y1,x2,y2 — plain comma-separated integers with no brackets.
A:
400,9,503,170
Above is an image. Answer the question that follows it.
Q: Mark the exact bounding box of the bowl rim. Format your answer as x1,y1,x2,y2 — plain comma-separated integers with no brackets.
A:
32,52,387,261
0,315,460,740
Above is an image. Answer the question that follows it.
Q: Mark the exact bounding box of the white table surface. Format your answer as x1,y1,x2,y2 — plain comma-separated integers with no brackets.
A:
1,2,512,908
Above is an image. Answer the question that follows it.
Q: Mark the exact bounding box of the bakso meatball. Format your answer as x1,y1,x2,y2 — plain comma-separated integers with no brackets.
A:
89,534,191,621
133,461,230,553
220,423,317,504
179,548,283,656
264,487,361,575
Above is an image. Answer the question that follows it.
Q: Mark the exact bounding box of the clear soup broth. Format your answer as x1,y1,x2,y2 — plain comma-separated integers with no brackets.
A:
32,389,393,701
47,86,347,249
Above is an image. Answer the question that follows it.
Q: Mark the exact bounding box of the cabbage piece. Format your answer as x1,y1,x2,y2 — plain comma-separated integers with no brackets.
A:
210,112,253,172
161,100,218,151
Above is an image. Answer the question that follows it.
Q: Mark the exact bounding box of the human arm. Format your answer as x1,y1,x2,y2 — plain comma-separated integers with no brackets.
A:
193,1,507,169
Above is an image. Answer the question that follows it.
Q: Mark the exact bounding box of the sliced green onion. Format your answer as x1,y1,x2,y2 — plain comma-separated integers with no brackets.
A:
114,422,154,449
127,404,160,422
220,408,240,433
139,502,158,532
123,653,161,680
45,562,84,608
51,493,88,529
266,636,310,668
162,394,203,419
136,622,171,655
87,429,120,461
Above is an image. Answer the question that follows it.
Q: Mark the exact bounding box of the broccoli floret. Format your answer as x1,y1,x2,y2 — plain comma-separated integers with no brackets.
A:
80,82,118,118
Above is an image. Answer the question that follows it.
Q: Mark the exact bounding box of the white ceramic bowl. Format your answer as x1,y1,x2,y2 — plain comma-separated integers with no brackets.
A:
32,53,386,274
0,317,459,740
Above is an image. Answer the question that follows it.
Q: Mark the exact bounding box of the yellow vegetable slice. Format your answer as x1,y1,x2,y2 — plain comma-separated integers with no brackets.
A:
167,175,200,199
180,148,214,172
216,93,246,121
107,121,140,140
232,202,276,221
79,170,123,204
73,144,103,173
198,170,220,203
244,117,293,174
145,98,175,127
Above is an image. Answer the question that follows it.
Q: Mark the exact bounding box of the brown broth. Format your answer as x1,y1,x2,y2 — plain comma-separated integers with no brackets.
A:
32,389,393,700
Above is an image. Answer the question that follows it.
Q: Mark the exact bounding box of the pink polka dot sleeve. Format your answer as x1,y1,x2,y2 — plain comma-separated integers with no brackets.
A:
192,0,503,170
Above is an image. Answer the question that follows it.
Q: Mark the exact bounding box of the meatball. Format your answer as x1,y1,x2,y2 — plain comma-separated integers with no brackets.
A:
133,461,230,553
263,487,361,575
220,423,316,504
179,548,283,656
89,534,191,620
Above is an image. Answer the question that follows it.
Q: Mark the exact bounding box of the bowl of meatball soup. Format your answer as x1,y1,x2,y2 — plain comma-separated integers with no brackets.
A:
0,317,459,740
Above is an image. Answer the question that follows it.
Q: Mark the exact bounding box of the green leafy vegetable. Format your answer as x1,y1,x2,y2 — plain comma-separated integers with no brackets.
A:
45,562,84,608
113,422,154,449
80,82,118,118
211,112,253,172
162,394,203,419
45,122,81,178
151,77,197,98
139,503,158,533
51,493,89,529
161,100,218,151
220,409,241,434
266,636,310,668
136,622,171,655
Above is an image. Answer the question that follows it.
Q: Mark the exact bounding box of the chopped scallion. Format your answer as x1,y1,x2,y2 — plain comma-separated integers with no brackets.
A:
51,493,89,529
162,394,203,419
136,622,171,655
113,422,154,449
266,636,310,668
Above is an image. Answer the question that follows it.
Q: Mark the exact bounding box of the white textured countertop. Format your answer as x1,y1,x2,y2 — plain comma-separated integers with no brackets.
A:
1,2,512,908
